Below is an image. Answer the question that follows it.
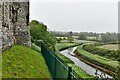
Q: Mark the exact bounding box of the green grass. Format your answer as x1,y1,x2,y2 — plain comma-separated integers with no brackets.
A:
73,39,97,44
68,63,93,78
31,43,41,52
55,42,93,78
87,36,97,40
2,45,51,78
97,44,119,50
76,46,119,70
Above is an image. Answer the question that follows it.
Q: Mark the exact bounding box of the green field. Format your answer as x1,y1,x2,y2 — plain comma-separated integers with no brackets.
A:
61,39,97,44
74,39,97,44
2,45,51,78
87,36,97,40
97,44,119,50
76,46,119,71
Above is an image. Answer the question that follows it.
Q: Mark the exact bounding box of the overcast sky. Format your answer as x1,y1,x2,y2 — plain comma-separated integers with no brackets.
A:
30,0,119,33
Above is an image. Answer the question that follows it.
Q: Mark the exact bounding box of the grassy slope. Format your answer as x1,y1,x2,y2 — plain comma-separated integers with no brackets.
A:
2,45,51,78
76,46,119,71
55,42,93,78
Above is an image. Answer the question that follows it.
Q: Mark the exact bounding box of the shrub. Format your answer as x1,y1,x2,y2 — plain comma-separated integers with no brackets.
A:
83,44,120,61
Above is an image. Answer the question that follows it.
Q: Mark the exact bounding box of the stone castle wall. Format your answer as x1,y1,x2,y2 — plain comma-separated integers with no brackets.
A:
0,1,30,51
0,2,2,52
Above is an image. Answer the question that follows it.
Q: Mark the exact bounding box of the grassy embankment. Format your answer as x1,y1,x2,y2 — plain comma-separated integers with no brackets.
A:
76,45,119,75
55,42,93,78
2,44,51,78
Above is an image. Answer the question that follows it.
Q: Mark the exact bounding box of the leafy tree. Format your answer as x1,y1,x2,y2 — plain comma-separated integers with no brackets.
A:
78,34,87,40
118,33,120,43
63,37,66,40
101,33,118,43
56,38,62,43
30,20,56,47
67,36,74,43
68,31,73,36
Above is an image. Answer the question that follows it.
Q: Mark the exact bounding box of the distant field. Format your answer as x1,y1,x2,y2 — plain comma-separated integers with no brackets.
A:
73,40,97,44
97,44,119,50
87,36,97,40
61,39,97,44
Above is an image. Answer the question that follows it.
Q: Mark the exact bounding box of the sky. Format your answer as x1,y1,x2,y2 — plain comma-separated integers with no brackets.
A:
30,0,119,33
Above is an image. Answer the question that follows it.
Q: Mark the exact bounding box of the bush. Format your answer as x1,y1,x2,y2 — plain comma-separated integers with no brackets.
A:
78,34,87,40
83,44,120,61
30,20,56,47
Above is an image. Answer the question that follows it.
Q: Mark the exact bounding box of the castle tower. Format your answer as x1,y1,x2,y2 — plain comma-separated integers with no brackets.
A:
1,0,30,51
0,1,2,52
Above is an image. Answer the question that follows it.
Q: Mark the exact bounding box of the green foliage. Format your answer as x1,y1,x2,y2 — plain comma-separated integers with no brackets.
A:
63,37,67,40
101,33,118,42
68,31,73,36
98,44,118,50
68,63,93,78
30,20,56,47
2,45,51,78
56,37,62,43
116,63,120,79
82,44,120,61
30,20,47,40
67,36,74,43
78,34,87,40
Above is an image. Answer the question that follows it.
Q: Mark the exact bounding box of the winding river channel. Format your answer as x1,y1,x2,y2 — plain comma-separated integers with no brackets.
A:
60,46,113,78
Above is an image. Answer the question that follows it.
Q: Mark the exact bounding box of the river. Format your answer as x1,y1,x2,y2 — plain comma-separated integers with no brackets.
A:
60,46,112,78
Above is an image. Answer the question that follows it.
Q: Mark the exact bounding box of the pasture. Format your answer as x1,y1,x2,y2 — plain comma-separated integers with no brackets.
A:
97,44,119,50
